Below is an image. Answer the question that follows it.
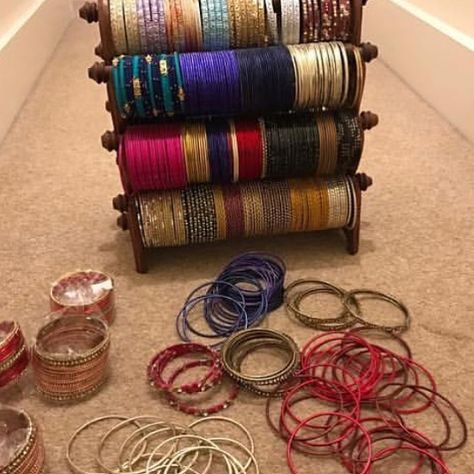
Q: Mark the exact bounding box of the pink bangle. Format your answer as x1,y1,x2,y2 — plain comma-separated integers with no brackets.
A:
0,321,29,388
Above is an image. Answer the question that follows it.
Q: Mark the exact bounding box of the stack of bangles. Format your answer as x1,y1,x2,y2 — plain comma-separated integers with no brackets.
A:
0,407,45,474
0,321,29,389
177,253,285,347
147,343,240,416
116,111,366,192
104,0,357,54
285,279,411,333
49,270,115,326
134,175,359,248
221,329,300,397
31,314,111,401
264,329,467,473
67,415,259,473
107,43,368,119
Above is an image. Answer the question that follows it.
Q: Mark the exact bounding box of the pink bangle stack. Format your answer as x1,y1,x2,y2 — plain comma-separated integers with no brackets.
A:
0,321,29,389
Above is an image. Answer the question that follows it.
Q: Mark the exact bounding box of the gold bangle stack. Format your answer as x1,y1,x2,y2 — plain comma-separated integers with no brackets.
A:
221,328,300,397
31,314,111,402
182,122,210,183
135,176,355,248
0,407,45,474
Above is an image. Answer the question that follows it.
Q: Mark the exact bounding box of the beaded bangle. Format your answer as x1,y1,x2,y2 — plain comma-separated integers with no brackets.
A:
221,328,299,396
32,314,110,402
147,342,222,393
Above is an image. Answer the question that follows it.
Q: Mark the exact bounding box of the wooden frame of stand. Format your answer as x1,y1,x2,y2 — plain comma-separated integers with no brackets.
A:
112,173,373,273
87,43,378,134
79,0,370,62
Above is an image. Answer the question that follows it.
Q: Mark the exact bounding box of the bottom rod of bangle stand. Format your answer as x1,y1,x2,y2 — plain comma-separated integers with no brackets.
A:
344,173,373,255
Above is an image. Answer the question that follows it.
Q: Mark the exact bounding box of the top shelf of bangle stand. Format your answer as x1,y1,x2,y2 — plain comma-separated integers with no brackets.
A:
79,0,370,62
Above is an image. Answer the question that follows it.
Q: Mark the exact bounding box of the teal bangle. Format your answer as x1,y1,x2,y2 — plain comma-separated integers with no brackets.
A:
174,52,185,113
117,57,129,117
160,54,174,116
132,55,146,118
146,55,158,117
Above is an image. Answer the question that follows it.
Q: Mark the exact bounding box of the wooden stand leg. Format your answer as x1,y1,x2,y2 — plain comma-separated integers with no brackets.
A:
344,173,372,255
117,205,149,273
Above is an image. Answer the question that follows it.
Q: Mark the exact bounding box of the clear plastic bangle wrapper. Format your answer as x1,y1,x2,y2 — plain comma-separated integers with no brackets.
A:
50,270,115,326
0,406,45,473
31,313,111,402
0,321,30,391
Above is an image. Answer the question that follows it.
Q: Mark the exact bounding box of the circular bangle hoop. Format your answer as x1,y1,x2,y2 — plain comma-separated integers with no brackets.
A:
342,289,411,334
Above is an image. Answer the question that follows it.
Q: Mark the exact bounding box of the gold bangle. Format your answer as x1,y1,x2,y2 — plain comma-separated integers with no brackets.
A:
213,187,227,240
123,0,141,54
228,120,240,183
109,0,128,54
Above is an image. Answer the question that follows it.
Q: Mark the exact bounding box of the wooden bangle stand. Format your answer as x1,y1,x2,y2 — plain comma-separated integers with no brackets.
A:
79,0,369,62
112,173,373,273
79,1,378,273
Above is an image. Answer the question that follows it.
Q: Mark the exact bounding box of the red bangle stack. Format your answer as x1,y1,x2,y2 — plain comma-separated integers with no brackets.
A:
234,119,263,180
0,321,29,389
50,270,115,325
147,343,239,416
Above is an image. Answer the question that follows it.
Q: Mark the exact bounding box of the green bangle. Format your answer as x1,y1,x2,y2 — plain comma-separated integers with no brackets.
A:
174,52,185,112
132,55,146,118
160,54,174,116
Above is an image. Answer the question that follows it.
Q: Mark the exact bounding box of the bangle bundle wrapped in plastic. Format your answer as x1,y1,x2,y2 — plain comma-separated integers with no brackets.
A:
177,252,285,346
31,314,111,402
0,407,45,474
0,321,29,389
147,342,239,416
50,270,115,325
67,414,259,474
265,329,467,472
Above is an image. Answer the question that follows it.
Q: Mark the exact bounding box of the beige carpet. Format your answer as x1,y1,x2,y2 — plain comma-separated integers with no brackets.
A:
0,18,473,473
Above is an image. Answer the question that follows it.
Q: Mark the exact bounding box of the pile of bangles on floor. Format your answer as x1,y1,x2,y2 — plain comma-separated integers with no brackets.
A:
0,253,467,473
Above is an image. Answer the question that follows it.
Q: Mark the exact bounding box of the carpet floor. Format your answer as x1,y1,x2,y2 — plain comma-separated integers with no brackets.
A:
0,19,473,473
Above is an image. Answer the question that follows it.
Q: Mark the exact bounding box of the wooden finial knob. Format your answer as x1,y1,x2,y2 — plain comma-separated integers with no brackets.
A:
95,43,104,58
359,111,379,130
113,195,128,212
105,101,111,112
357,173,373,191
102,131,119,151
360,43,378,63
79,2,98,22
117,213,129,230
88,62,111,84
362,0,369,5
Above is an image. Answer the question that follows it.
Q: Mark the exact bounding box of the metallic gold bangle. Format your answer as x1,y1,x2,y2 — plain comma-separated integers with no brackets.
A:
123,0,141,54
228,120,240,183
337,42,350,105
109,0,128,54
221,328,299,395
213,187,227,240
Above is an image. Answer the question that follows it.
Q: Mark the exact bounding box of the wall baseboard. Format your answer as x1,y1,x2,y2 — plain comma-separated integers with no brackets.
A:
0,0,73,143
364,0,474,143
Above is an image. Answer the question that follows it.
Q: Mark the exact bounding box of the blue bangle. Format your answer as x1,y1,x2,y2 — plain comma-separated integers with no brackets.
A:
146,55,158,116
123,56,134,117
151,54,164,115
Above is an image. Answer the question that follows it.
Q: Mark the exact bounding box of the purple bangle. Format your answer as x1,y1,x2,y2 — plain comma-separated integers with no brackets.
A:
137,0,148,52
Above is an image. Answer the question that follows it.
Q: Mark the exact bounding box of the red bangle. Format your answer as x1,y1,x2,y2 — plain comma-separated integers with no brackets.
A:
222,185,245,238
50,270,115,325
164,359,240,416
0,321,29,388
147,343,222,394
234,119,263,181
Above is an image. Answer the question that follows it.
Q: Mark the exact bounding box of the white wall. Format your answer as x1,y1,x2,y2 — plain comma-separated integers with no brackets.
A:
0,0,74,143
407,0,474,36
364,0,474,143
